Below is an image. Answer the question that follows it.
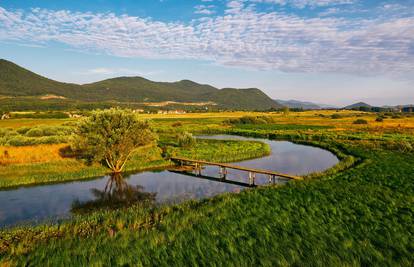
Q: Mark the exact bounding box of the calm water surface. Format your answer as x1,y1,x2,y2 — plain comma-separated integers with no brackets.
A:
0,135,339,228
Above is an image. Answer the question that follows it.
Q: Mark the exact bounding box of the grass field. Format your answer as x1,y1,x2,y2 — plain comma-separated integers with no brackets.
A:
0,110,413,265
0,144,67,165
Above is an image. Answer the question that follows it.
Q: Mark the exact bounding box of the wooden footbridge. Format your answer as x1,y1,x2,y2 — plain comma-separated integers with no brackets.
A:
171,157,302,186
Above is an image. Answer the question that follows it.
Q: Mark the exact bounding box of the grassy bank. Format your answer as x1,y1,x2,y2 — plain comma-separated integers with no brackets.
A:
169,139,271,162
0,133,413,266
0,138,271,189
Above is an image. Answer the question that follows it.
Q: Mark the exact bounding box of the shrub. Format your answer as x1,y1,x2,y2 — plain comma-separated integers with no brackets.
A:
177,132,196,148
353,119,368,125
24,126,70,137
11,111,70,119
16,127,31,135
6,136,68,146
225,116,274,125
331,114,341,119
375,117,384,122
171,121,183,127
0,128,17,138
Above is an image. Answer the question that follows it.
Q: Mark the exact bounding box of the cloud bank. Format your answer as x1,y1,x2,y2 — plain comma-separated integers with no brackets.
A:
0,1,413,77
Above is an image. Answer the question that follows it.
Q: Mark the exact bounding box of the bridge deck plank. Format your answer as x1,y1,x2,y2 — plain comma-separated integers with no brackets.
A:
171,157,302,180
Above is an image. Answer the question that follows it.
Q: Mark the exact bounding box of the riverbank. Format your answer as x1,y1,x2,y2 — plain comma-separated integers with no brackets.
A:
0,139,270,189
1,132,413,265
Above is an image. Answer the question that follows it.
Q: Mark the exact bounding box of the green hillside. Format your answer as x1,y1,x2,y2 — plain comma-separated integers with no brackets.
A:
0,59,282,110
343,102,371,110
0,59,85,98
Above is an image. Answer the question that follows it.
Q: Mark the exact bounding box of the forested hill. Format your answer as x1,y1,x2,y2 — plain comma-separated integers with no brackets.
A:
0,59,281,110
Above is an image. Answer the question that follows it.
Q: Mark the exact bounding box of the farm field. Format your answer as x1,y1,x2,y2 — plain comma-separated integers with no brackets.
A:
0,110,413,265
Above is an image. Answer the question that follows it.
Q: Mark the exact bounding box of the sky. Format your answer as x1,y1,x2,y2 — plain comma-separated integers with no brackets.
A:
0,0,413,106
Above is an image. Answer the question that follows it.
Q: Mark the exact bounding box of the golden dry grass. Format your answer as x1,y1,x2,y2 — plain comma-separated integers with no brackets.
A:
0,118,73,128
0,144,67,165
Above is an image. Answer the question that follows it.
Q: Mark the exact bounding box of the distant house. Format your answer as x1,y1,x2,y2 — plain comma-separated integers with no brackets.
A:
157,110,186,114
133,109,145,113
1,112,11,120
67,113,83,118
402,107,413,113
171,110,186,114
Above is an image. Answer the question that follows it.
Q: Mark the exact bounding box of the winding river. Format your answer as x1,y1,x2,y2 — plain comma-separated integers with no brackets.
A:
0,135,339,228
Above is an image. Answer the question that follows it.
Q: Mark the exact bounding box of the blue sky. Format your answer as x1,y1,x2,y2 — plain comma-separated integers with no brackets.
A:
0,0,413,106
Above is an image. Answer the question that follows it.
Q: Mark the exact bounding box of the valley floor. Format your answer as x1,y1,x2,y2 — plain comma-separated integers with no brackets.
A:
0,110,413,265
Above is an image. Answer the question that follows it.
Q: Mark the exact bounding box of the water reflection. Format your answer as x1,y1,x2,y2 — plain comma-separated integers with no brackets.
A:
71,173,156,214
169,170,256,188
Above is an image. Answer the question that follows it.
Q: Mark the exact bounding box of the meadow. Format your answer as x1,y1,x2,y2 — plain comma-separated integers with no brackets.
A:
0,119,271,189
0,110,413,265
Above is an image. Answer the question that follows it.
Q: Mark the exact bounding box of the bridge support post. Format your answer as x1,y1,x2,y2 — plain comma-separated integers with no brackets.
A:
249,172,256,185
194,163,202,176
219,166,227,179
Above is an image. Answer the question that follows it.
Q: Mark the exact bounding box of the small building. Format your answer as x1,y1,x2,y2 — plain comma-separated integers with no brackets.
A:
1,112,10,120
157,110,186,114
402,106,413,113
68,113,83,118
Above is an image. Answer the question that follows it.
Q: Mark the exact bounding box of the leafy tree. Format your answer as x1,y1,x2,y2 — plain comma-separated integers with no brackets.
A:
72,108,157,173
282,106,290,116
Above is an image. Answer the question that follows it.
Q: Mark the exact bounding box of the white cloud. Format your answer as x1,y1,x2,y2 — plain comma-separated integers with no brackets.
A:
226,0,245,14
250,0,356,8
0,4,413,78
194,4,216,15
83,68,161,76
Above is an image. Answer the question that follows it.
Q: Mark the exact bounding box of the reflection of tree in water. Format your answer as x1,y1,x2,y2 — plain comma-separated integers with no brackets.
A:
71,173,156,214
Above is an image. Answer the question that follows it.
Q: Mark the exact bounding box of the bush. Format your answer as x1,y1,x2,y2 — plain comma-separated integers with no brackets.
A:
11,111,70,119
171,122,183,127
177,132,196,148
6,136,68,146
24,126,72,137
331,114,341,119
0,128,17,138
353,119,368,125
376,117,384,122
225,116,274,125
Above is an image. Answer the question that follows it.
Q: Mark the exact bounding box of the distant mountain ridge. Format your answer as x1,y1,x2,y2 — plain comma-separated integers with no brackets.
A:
275,99,337,110
343,102,372,110
0,59,282,110
343,102,414,112
275,99,321,110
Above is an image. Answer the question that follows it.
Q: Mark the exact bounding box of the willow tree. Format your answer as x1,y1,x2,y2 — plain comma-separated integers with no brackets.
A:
72,108,157,173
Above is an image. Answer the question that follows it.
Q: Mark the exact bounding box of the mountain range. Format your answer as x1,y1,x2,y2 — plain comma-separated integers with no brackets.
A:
0,59,282,111
274,99,338,110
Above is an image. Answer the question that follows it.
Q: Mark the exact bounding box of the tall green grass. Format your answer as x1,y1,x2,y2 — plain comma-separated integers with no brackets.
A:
1,124,413,266
168,139,271,162
1,136,413,266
